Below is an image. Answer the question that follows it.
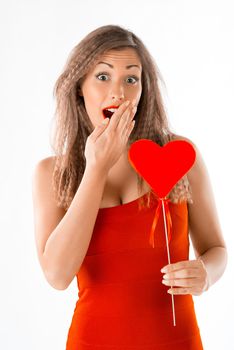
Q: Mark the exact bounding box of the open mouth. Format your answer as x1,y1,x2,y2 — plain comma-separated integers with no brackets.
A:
102,106,119,119
103,109,114,118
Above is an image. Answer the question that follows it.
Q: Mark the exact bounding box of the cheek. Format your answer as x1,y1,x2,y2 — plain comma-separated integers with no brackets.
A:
132,88,142,107
131,83,142,99
83,93,103,123
82,76,103,98
138,84,142,97
84,85,100,101
82,84,101,108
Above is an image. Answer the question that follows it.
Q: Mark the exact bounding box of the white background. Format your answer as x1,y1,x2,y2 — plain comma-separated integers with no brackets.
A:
1,0,233,349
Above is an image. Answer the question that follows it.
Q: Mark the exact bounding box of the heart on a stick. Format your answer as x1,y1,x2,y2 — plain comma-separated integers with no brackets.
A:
128,139,196,198
128,139,196,328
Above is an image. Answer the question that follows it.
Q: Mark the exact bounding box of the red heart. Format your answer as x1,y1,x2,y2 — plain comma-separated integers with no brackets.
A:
128,139,196,198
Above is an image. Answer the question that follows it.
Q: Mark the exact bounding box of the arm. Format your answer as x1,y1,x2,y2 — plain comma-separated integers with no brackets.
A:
161,137,228,295
186,139,228,289
32,158,108,290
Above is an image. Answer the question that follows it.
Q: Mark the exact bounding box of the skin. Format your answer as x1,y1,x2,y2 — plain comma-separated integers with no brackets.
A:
161,137,228,296
79,48,142,127
78,48,228,296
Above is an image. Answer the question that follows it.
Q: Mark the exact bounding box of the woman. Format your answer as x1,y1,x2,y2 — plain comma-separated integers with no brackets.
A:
32,25,227,349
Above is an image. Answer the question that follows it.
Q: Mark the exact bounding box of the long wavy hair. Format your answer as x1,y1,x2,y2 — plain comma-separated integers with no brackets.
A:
50,24,193,211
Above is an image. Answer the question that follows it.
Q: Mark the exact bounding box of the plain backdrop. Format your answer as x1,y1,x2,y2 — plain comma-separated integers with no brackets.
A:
0,0,233,349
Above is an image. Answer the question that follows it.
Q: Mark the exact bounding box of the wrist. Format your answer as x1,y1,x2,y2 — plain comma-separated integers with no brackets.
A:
85,163,109,180
198,256,210,292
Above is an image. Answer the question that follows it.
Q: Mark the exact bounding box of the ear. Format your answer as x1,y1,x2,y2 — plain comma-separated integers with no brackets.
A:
77,86,83,97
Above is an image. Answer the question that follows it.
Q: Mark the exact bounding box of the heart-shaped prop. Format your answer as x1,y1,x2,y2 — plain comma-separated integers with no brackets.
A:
128,139,196,326
128,139,196,198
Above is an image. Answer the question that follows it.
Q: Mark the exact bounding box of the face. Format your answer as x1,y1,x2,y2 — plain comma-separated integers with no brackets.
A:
79,48,142,127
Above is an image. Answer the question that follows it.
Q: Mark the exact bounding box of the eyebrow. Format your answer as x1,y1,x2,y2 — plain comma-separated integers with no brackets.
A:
96,61,141,70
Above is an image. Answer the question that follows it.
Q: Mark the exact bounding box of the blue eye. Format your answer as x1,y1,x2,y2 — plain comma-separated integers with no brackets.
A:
96,74,108,81
126,77,138,84
95,72,139,84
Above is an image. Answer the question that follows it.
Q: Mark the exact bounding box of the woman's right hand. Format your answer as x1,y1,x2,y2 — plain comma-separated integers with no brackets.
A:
85,100,137,174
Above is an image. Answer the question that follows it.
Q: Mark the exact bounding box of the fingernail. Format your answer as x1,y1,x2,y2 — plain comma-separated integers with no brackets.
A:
102,118,109,124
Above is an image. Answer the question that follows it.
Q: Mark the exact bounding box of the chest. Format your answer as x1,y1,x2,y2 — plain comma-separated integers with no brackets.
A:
99,156,150,209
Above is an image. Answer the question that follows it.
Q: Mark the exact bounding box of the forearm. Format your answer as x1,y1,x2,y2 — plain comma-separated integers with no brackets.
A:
43,165,108,289
198,246,228,290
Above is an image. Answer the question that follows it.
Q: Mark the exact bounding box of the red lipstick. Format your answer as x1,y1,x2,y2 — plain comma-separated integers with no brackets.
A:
102,105,120,119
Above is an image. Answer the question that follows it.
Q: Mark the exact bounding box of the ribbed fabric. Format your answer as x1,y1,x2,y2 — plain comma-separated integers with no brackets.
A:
66,191,203,349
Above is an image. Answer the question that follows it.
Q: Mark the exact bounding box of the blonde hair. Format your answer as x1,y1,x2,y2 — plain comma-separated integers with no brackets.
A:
50,24,193,211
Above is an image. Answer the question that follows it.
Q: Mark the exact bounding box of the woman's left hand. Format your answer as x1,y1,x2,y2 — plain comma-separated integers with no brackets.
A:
161,259,210,296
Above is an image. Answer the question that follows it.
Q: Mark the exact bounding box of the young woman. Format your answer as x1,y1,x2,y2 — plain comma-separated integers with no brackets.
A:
32,25,227,349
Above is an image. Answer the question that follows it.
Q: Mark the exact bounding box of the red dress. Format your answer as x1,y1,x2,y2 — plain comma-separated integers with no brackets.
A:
66,191,204,349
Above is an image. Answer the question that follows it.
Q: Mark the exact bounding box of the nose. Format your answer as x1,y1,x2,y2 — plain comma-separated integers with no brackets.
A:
110,85,125,103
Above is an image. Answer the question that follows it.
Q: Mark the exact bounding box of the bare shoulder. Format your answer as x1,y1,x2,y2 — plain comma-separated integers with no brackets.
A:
170,133,209,201
32,156,59,208
169,133,199,177
33,156,56,174
171,134,227,253
170,133,195,147
32,155,66,217
32,156,66,269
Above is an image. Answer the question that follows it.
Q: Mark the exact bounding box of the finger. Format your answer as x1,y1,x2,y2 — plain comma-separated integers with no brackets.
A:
109,100,130,129
168,288,193,295
161,259,198,273
121,104,136,134
168,287,203,296
123,119,135,140
163,268,201,280
116,104,133,132
119,105,137,131
118,107,137,140
91,118,109,142
162,277,199,288
118,109,133,134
